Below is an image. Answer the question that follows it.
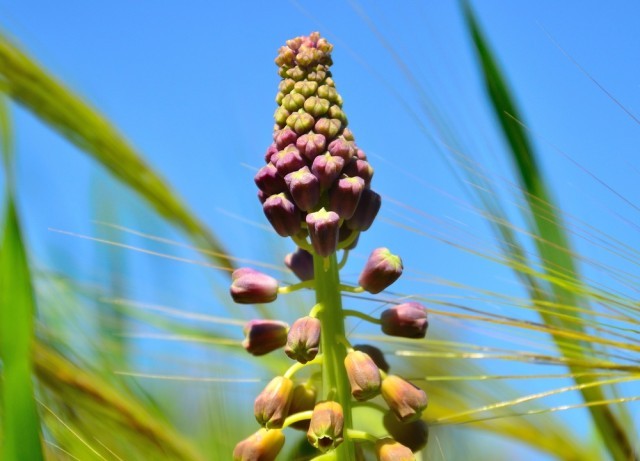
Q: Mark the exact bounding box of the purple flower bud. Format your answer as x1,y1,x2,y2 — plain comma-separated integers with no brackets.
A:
383,412,429,453
356,148,367,160
254,163,286,196
257,190,268,204
329,176,365,219
243,319,288,356
230,268,279,304
343,158,374,186
307,401,344,453
296,132,327,161
273,127,298,149
271,145,306,177
338,225,360,250
312,153,344,190
317,85,339,103
293,80,318,97
306,208,340,257
285,316,321,364
375,438,415,461
346,188,381,231
314,118,342,139
287,384,317,431
283,248,313,282
263,193,301,237
233,428,285,461
254,376,294,428
281,92,305,112
358,248,403,294
303,96,330,118
381,375,428,423
264,143,279,163
353,344,390,373
380,303,428,339
344,350,381,401
327,137,355,161
284,167,320,211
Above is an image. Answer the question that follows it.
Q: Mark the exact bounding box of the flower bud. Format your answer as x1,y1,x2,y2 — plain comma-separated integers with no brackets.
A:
243,319,288,356
264,143,279,163
281,92,305,112
383,412,429,452
263,193,301,237
233,428,285,461
296,132,326,161
346,188,381,231
254,163,286,196
285,316,321,363
273,126,298,149
353,344,390,373
317,84,338,103
381,375,428,423
306,208,340,257
329,176,365,219
344,350,381,401
279,78,295,94
375,438,415,461
307,401,344,453
288,384,317,431
380,303,428,339
230,268,279,304
303,96,330,118
254,376,294,428
314,118,342,139
284,248,314,281
343,158,374,186
293,80,318,97
358,248,403,294
274,106,289,126
271,145,306,177
327,137,355,160
312,153,344,190
285,166,320,211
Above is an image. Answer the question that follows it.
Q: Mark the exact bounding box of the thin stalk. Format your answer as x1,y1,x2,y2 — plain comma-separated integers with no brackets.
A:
313,252,356,461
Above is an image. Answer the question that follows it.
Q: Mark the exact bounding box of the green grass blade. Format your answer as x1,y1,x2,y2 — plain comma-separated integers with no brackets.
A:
0,97,44,461
0,32,234,273
462,3,637,460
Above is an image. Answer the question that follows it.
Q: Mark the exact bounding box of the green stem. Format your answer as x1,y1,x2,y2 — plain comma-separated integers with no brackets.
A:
342,309,381,325
313,252,357,461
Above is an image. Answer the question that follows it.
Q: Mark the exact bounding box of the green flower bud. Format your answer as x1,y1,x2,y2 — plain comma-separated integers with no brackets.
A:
344,350,381,401
285,166,320,212
353,344,390,373
274,106,289,126
380,302,428,339
282,92,305,112
358,248,403,294
383,411,429,453
279,78,295,94
243,319,289,356
286,111,315,134
296,132,327,161
314,118,341,139
306,208,340,257
328,105,347,124
284,247,314,281
287,384,317,431
346,188,381,231
233,428,285,461
317,84,339,103
254,376,294,428
329,176,365,219
381,375,428,423
293,80,318,97
274,46,295,67
312,153,344,190
286,66,306,81
307,401,344,453
375,438,415,461
303,96,330,117
230,268,279,304
285,316,321,363
263,193,301,237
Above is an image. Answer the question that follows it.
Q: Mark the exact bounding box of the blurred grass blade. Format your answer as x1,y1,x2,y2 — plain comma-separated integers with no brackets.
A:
462,3,637,460
0,31,234,273
0,97,44,460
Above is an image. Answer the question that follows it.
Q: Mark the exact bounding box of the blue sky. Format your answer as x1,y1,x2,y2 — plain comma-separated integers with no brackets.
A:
1,1,638,459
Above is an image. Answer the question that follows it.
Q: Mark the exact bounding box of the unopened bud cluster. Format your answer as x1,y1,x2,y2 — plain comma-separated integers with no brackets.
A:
232,33,430,461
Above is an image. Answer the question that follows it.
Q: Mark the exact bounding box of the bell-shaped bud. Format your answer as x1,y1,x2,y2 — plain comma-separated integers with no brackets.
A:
231,268,279,304
304,96,330,118
346,188,381,231
380,302,428,339
358,248,403,294
264,144,279,163
281,92,305,112
353,344,390,373
317,85,339,103
329,176,365,219
274,106,290,126
271,145,306,177
328,105,347,123
275,46,295,67
254,376,294,428
328,137,355,160
263,193,301,237
344,350,381,401
383,412,429,453
288,384,317,431
233,428,285,461
314,118,341,139
285,167,320,211
381,375,428,423
312,153,345,190
285,66,306,81
296,132,326,161
343,158,374,186
293,80,318,97
273,126,298,149
243,319,288,356
306,208,340,257
375,438,415,461
285,316,321,363
254,163,286,196
287,111,316,134
307,401,344,453
284,248,314,281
